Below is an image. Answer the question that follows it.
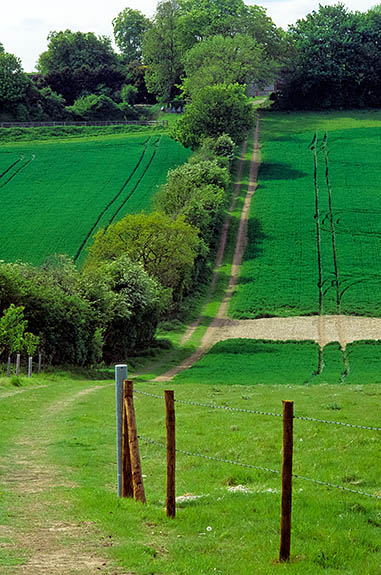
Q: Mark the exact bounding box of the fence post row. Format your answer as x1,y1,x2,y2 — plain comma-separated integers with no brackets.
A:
124,380,146,503
279,400,294,562
165,390,176,518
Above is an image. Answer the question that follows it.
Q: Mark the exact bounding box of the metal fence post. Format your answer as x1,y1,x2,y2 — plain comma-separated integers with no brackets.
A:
115,364,128,496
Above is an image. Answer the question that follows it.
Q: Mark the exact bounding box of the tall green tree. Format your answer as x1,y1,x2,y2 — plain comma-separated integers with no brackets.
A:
182,34,266,97
175,83,255,149
277,4,381,109
37,30,125,104
113,8,150,63
142,0,183,103
0,50,29,113
86,212,200,298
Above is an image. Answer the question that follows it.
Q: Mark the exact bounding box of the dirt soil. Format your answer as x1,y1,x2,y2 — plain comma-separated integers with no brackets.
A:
156,117,381,382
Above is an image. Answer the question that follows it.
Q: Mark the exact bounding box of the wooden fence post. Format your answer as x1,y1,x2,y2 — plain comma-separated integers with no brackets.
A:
122,381,134,497
279,400,294,562
165,390,176,518
38,353,42,374
124,380,146,503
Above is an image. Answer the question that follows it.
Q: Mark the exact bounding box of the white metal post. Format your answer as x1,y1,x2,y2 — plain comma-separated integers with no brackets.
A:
115,364,128,496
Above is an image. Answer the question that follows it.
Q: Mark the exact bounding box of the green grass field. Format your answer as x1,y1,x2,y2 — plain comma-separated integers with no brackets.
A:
0,373,379,574
230,110,381,318
173,339,381,386
0,130,190,265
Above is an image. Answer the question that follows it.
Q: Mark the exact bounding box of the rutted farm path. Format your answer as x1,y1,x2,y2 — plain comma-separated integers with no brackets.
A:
0,382,124,575
156,117,381,382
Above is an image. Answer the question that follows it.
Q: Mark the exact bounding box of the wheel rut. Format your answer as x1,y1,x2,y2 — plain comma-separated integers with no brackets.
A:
0,383,124,575
156,119,381,383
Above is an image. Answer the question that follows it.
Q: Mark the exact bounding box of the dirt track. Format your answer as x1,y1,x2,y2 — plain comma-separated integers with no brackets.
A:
156,117,381,382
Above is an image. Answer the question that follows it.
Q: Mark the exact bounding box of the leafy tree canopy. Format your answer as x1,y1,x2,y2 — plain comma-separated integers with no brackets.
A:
86,212,201,297
174,83,255,149
0,50,29,109
113,7,150,63
38,30,119,74
142,0,183,104
278,3,381,108
182,34,267,97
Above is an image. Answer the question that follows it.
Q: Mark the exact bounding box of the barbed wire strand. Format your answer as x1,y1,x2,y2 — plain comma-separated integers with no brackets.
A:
139,436,380,499
134,390,381,431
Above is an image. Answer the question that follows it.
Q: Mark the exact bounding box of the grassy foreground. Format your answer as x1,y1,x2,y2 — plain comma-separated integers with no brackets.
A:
0,372,379,574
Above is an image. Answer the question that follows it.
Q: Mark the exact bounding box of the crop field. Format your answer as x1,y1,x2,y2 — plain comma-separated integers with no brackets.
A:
173,339,381,386
0,132,190,265
230,110,381,319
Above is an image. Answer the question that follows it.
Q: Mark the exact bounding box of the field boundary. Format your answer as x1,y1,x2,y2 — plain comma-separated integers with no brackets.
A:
0,120,168,128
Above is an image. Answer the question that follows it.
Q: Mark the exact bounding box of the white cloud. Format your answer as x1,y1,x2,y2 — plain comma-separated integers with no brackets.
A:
1,0,379,71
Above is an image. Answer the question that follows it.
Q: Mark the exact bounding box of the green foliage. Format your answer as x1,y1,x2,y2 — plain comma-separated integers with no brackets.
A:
156,160,228,245
86,212,201,299
0,255,161,365
37,30,125,105
67,94,124,121
0,51,29,112
175,83,255,148
0,133,190,265
112,7,150,63
278,4,381,109
121,84,138,105
142,0,183,104
23,332,40,356
231,111,381,319
84,256,163,363
209,133,236,161
182,34,266,98
38,30,119,75
0,304,27,355
177,0,285,59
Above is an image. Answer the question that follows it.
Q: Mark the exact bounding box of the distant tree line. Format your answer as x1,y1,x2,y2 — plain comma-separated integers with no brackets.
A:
276,3,381,109
0,0,286,122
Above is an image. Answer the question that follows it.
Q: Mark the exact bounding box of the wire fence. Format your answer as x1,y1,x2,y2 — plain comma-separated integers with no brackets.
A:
139,436,380,500
133,387,380,500
134,389,381,431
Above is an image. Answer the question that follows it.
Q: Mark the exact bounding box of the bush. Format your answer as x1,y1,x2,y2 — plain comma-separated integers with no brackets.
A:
67,94,124,121
174,83,255,149
85,212,201,303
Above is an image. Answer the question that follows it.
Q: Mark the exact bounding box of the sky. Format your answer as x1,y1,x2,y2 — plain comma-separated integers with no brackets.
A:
1,0,378,72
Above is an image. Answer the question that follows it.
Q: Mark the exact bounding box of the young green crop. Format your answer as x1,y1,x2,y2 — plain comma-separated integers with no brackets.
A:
0,132,190,265
230,110,381,318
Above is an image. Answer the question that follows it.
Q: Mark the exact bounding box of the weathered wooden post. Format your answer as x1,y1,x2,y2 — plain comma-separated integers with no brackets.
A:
279,400,294,562
124,380,146,503
38,353,42,374
121,380,133,498
165,390,176,518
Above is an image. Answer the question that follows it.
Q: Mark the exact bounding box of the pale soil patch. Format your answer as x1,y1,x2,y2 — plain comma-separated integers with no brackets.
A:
0,384,126,575
156,118,381,382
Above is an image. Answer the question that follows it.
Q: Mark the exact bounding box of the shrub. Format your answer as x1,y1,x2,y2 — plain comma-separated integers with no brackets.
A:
67,94,124,121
